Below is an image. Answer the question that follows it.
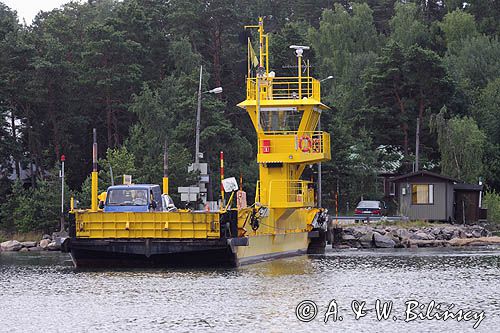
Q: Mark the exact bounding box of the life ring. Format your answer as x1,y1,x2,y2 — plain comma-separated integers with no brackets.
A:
299,135,312,152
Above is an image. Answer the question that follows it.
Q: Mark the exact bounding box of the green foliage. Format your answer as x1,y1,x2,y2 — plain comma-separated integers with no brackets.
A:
473,78,500,144
0,177,65,234
444,35,500,97
483,191,500,225
439,10,478,52
78,146,136,207
390,2,428,48
364,42,454,165
0,0,499,232
430,107,486,183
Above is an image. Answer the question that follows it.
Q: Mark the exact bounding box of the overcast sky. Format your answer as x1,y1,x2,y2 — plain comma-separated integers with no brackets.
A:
2,0,79,24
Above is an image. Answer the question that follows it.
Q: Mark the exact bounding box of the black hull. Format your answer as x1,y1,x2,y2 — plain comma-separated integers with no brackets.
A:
68,238,237,268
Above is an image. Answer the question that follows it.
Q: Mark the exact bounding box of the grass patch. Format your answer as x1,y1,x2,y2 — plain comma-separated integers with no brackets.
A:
0,231,42,242
342,220,444,229
378,220,436,228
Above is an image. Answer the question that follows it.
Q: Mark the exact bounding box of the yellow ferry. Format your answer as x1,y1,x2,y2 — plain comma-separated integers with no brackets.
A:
63,17,331,267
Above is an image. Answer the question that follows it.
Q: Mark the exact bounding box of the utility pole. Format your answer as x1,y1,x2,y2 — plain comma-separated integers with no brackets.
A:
60,154,65,232
195,65,203,165
415,117,420,171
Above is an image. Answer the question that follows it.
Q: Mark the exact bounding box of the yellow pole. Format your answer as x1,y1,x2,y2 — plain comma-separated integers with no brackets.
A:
265,34,269,75
163,137,169,194
91,128,98,212
258,17,264,67
247,38,250,78
163,177,169,195
220,151,225,207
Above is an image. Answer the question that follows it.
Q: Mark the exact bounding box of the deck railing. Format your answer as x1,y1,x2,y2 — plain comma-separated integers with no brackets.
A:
267,180,315,208
257,131,331,163
246,77,320,101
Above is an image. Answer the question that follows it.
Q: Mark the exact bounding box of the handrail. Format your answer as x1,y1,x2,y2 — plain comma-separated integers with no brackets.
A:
267,180,315,208
246,77,320,101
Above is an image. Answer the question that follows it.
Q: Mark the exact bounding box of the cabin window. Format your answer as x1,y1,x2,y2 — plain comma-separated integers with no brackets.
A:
411,184,434,204
259,107,301,131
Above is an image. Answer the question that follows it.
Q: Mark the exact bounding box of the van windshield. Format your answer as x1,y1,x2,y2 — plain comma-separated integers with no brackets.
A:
107,189,149,206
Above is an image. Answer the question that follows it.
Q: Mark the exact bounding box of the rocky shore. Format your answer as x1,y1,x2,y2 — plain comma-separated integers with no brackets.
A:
331,224,500,249
0,234,61,252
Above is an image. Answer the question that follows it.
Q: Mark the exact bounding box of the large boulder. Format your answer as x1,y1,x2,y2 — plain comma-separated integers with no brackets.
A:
39,239,50,250
373,232,396,248
341,234,361,248
28,246,42,252
21,241,37,248
47,241,60,251
395,228,411,239
359,232,375,248
1,240,22,251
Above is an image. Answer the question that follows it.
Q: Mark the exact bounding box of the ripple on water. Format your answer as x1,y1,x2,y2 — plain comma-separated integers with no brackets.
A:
0,248,498,332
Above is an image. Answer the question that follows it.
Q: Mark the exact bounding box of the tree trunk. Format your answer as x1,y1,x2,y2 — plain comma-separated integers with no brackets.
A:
10,110,20,180
211,23,222,89
47,83,61,160
394,90,408,156
106,94,113,148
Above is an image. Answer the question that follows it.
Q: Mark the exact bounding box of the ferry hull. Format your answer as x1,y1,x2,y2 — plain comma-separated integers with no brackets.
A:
67,230,325,268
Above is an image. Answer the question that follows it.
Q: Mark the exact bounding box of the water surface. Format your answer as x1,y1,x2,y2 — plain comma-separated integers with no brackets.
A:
0,247,498,332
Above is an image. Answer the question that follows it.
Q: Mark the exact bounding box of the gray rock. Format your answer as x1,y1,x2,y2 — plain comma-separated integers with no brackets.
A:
28,246,42,251
342,234,357,241
395,228,411,239
359,232,375,248
373,232,396,248
1,240,22,251
356,226,374,238
19,247,29,252
333,244,351,249
411,231,435,240
42,234,51,240
21,241,37,248
431,228,442,236
47,241,60,251
39,239,50,249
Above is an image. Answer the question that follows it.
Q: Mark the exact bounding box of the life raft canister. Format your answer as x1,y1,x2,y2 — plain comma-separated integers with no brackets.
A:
298,135,312,152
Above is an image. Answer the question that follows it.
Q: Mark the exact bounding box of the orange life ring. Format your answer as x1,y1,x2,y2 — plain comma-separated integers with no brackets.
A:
299,135,312,152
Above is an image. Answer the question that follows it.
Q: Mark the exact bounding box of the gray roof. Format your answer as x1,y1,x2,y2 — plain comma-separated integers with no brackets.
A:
390,170,461,183
454,183,483,191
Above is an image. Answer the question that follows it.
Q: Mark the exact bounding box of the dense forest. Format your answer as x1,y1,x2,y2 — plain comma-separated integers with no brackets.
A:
0,0,499,235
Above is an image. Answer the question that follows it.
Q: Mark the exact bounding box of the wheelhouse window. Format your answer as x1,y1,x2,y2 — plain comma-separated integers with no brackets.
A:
259,107,301,131
411,184,434,204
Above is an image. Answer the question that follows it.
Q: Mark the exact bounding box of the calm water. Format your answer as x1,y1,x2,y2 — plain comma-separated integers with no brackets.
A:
0,248,498,332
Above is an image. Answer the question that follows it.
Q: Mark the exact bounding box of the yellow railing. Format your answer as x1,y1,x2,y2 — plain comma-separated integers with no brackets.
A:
246,77,320,101
267,180,315,208
257,131,331,163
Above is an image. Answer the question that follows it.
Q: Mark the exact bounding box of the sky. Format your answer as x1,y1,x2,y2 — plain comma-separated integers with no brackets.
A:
2,0,79,24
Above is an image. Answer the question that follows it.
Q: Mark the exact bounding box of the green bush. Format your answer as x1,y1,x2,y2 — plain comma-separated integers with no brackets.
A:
0,174,67,234
483,191,500,225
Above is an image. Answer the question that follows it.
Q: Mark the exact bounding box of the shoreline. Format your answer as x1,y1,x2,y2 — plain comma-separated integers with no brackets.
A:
0,233,61,252
329,223,500,249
